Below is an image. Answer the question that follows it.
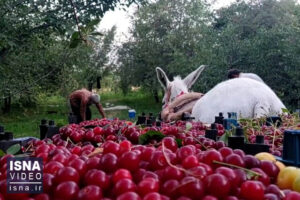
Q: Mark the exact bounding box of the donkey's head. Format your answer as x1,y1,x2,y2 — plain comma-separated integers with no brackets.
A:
156,65,206,108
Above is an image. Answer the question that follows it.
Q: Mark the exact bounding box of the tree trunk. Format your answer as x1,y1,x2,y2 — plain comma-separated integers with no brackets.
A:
2,94,11,113
153,89,159,103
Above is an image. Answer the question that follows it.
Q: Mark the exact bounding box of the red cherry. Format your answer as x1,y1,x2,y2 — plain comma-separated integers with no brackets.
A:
251,168,270,186
103,141,120,155
68,158,87,177
51,153,68,165
219,147,233,158
205,174,230,198
215,167,239,189
99,153,118,173
264,193,279,200
223,196,238,200
114,178,137,196
182,155,199,169
93,127,103,135
113,169,132,183
55,166,80,185
163,166,184,181
202,195,218,200
224,154,245,167
244,155,261,168
202,149,223,167
161,179,180,198
260,160,279,179
162,137,178,152
119,140,132,155
240,181,264,200
54,181,79,200
143,192,162,200
0,154,13,166
285,191,300,200
116,192,141,200
84,169,110,190
141,147,156,161
76,185,102,200
119,151,140,172
86,157,100,170
177,145,196,161
35,144,50,155
137,178,159,197
44,161,64,175
179,176,205,199
233,149,245,158
34,193,50,200
43,173,54,193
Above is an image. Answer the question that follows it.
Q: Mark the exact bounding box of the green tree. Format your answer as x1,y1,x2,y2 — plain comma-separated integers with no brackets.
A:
117,0,215,97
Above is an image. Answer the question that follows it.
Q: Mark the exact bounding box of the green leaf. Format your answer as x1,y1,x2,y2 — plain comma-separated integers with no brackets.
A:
90,32,103,36
69,31,81,48
282,108,289,113
175,138,182,147
87,19,100,29
218,131,230,145
138,130,165,145
185,122,193,131
0,149,5,157
6,144,21,155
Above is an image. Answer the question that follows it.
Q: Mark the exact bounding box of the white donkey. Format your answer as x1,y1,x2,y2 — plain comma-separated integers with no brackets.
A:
156,65,286,123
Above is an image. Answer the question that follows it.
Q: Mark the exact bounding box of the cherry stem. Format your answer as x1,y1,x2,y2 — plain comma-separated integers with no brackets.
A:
161,142,204,178
24,142,33,153
212,160,261,177
185,131,208,150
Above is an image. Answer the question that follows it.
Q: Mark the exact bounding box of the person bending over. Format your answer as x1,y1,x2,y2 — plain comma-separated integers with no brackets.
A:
69,89,105,123
227,69,264,83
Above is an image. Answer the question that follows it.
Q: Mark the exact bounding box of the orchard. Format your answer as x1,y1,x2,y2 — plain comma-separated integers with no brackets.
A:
1,115,300,200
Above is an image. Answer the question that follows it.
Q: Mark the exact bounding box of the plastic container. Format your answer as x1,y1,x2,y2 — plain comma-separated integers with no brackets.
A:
155,121,161,127
205,123,218,141
214,112,224,124
0,126,4,141
128,109,136,119
266,116,282,127
244,135,269,155
277,130,300,166
149,113,156,124
228,127,245,150
223,112,238,130
136,112,146,125
46,120,59,139
40,119,48,139
146,119,152,127
0,137,36,153
4,132,13,140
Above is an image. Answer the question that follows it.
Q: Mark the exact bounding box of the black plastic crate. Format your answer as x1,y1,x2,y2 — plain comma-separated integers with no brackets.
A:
277,130,300,166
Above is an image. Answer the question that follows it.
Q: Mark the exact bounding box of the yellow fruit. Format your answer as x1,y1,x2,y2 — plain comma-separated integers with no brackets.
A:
275,161,285,171
277,167,300,189
255,152,276,162
293,175,300,192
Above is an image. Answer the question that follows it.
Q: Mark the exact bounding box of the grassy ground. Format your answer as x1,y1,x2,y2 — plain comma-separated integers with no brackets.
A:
0,91,162,138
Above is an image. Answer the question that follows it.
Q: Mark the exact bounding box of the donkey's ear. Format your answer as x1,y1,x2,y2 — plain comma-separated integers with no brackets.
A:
156,67,170,90
183,65,206,89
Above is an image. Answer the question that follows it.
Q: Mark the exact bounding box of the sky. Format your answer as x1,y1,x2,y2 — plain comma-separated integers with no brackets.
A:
98,0,236,42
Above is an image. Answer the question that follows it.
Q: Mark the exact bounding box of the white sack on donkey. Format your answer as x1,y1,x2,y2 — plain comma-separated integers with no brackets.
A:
156,65,286,123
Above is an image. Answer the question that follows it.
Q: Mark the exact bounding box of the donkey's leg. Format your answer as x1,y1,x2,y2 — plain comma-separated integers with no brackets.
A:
254,102,271,118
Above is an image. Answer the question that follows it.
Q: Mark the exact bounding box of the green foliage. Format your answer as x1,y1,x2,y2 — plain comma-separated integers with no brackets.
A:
0,0,145,110
117,0,215,94
138,130,165,145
